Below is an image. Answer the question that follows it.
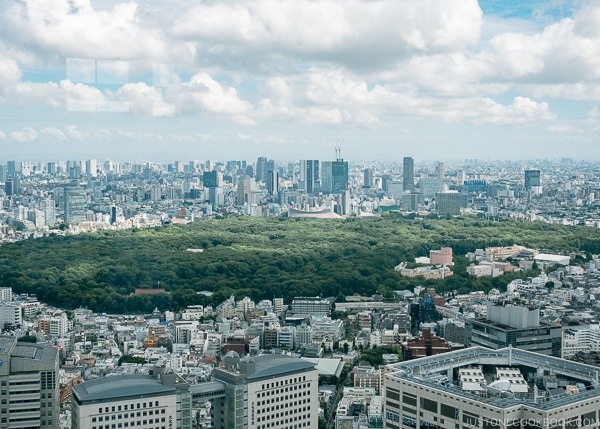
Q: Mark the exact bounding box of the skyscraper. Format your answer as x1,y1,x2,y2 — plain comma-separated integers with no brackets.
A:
63,186,86,223
331,160,349,194
300,160,319,194
363,168,373,188
256,157,267,182
0,336,60,429
524,169,541,195
266,169,279,196
437,162,445,179
403,157,414,191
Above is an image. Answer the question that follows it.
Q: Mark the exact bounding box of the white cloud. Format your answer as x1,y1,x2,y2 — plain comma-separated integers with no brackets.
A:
9,127,39,142
65,125,85,140
0,130,6,140
41,127,67,140
176,73,254,124
2,0,172,62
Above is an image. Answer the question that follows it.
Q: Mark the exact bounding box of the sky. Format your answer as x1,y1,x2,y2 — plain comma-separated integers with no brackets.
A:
1,0,599,162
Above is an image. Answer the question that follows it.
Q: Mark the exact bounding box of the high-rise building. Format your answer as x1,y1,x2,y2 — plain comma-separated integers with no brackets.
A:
203,171,219,188
86,159,97,177
300,160,319,194
212,353,318,429
403,157,414,191
72,371,192,429
363,168,373,188
266,169,279,196
6,160,16,177
436,190,460,216
331,160,349,194
525,169,542,195
237,175,253,205
63,186,86,223
465,301,562,357
402,191,423,211
437,162,445,179
46,162,56,175
0,336,60,429
256,157,267,182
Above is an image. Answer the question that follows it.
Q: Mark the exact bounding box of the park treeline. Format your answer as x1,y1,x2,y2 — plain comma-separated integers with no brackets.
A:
1,214,598,314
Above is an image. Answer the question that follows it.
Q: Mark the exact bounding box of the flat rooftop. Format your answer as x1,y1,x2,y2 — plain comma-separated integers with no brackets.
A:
386,347,600,410
73,375,176,403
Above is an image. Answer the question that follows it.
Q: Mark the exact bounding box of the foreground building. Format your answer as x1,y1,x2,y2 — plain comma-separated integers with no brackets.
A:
71,370,192,429
212,352,318,429
384,346,600,429
0,336,60,429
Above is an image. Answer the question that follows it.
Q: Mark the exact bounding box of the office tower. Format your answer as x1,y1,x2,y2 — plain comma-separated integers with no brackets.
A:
436,190,460,216
419,178,445,198
212,353,318,429
110,205,117,224
300,160,320,194
363,168,373,188
4,179,14,196
40,198,56,226
63,186,86,223
256,156,267,182
465,301,562,357
72,371,192,429
402,191,424,211
525,169,542,195
237,175,253,205
4,176,20,197
175,160,184,173
384,347,600,429
381,174,391,192
266,169,278,196
47,162,56,175
331,160,349,194
437,162,445,179
0,165,6,182
0,336,60,429
403,157,414,191
342,188,351,215
203,171,218,188
6,160,16,177
86,159,97,177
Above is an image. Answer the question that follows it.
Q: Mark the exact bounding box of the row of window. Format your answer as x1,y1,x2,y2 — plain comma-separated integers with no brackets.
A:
258,391,310,406
92,411,166,422
98,401,160,414
92,426,166,429
257,420,311,429
91,419,166,429
261,376,307,390
258,383,311,398
257,400,310,414
257,406,310,420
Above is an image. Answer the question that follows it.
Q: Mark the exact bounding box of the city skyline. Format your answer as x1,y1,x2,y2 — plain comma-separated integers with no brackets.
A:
1,0,599,161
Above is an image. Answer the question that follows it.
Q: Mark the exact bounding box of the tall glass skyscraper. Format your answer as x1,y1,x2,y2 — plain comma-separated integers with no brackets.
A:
403,157,414,191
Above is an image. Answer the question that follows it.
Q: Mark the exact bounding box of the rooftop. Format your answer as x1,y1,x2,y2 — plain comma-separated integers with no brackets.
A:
386,346,600,410
73,375,176,403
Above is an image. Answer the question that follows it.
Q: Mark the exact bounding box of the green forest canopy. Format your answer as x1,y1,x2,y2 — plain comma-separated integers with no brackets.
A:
1,214,597,314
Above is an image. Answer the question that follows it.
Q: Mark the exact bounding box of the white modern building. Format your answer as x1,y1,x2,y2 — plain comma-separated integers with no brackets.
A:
0,336,60,429
71,371,192,429
212,352,319,429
